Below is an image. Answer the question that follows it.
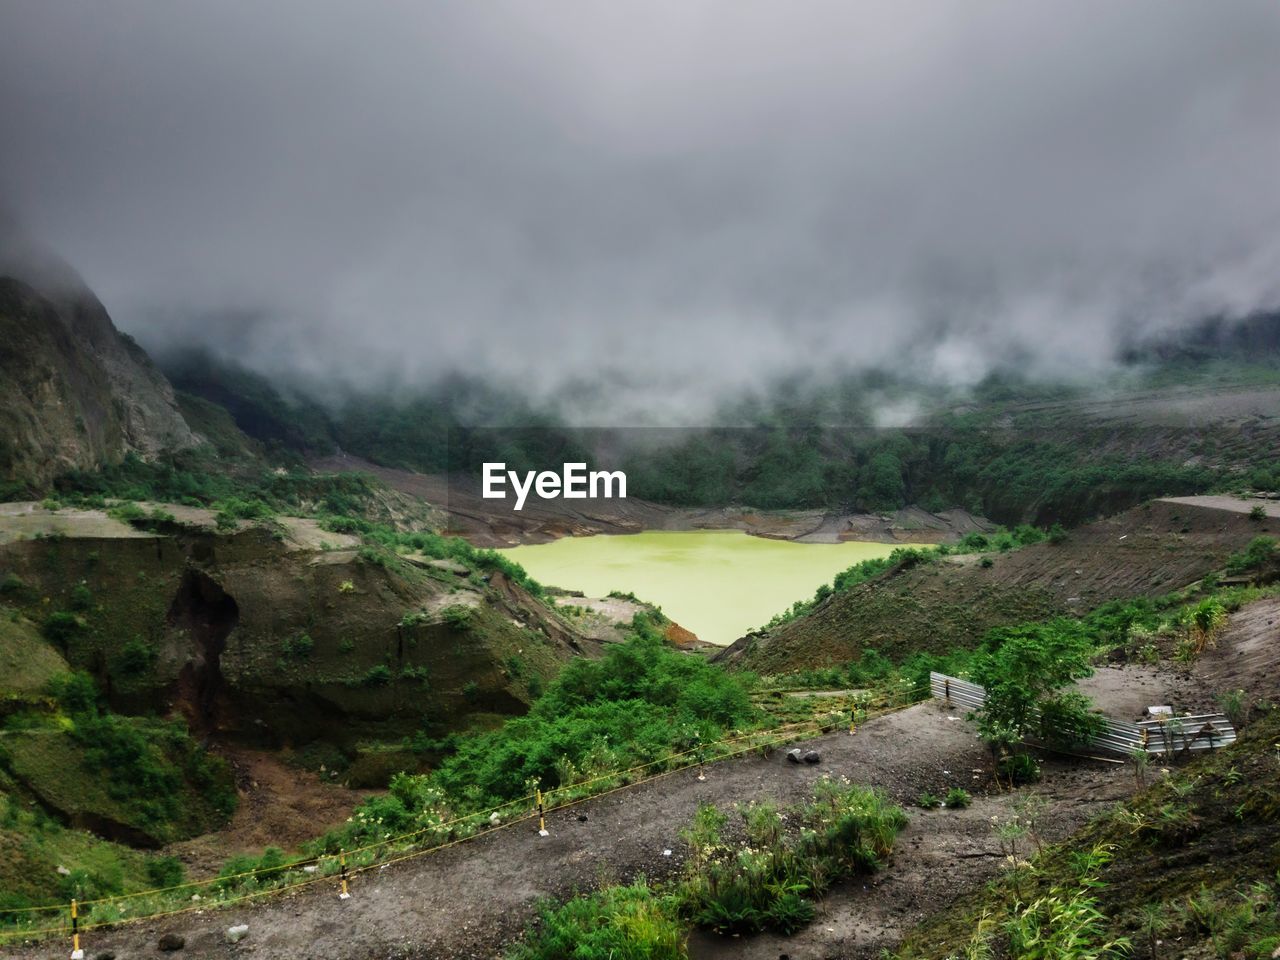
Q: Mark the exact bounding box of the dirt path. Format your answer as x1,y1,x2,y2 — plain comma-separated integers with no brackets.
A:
14,607,1270,960
11,687,1156,960
12,703,996,960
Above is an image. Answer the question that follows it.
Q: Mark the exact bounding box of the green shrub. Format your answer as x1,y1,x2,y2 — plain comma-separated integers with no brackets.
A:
145,856,185,889
680,781,907,936
999,753,1041,784
281,631,314,659
1226,536,1276,574
42,611,86,647
326,630,760,850
970,621,1097,750
362,664,393,686
116,635,158,676
47,671,99,714
944,787,971,809
441,605,472,630
508,881,684,960
0,572,26,596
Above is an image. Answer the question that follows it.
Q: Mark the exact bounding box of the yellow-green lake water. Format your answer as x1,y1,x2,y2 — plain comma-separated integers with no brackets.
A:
502,530,900,646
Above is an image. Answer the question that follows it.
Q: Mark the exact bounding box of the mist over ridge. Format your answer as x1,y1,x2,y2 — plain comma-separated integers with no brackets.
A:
2,0,1280,421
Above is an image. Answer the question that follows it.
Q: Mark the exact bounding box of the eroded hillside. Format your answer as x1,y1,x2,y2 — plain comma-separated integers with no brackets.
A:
0,506,596,747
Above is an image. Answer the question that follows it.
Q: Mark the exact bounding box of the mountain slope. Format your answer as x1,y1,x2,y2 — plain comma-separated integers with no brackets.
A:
716,497,1277,674
0,266,198,490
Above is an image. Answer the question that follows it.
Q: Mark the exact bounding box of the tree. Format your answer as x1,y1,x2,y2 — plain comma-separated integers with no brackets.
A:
970,622,1101,753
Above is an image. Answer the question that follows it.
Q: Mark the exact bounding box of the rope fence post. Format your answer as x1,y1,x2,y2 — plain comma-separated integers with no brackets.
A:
536,789,548,837
338,852,350,900
70,898,83,960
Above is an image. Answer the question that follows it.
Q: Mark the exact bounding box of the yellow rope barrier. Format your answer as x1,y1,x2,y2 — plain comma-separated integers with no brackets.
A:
0,692,928,945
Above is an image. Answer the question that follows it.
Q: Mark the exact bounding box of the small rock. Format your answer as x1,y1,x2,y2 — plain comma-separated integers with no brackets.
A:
56,864,72,876
785,748,803,764
802,750,821,764
226,924,249,944
489,812,502,826
158,932,185,951
303,864,318,874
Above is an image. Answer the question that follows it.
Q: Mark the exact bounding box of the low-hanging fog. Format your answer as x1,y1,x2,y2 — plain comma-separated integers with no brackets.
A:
2,1,1279,422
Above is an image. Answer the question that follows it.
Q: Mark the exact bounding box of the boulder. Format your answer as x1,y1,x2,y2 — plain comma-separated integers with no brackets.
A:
226,924,250,944
802,750,821,764
785,748,803,763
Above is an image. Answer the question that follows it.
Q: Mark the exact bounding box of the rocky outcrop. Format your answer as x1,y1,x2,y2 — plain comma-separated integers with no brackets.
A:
0,257,198,490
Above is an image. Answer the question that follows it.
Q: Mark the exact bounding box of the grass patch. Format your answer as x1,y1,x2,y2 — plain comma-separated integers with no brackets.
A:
508,779,908,957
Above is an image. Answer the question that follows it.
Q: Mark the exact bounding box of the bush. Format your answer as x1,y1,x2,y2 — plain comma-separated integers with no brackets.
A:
48,671,98,714
0,573,26,596
970,621,1097,750
42,611,86,647
441,605,472,630
999,753,1041,785
680,781,907,936
1226,536,1276,574
281,631,314,659
145,856,185,889
116,636,158,676
508,881,684,960
944,787,971,809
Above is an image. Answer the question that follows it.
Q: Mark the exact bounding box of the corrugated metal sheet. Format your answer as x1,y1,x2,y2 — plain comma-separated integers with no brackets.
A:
929,672,1235,757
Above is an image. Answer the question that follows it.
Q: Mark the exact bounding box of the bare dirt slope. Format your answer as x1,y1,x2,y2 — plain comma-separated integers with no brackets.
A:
10,667,1177,960
718,497,1277,674
1188,595,1280,712
164,748,375,879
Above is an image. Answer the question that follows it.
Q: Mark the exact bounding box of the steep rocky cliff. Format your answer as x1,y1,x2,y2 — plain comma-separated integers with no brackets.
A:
0,255,198,490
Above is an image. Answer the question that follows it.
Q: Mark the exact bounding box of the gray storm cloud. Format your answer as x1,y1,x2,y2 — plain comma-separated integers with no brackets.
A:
1,0,1279,419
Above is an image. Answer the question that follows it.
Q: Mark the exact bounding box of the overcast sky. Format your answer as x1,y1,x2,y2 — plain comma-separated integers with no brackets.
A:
2,1,1279,418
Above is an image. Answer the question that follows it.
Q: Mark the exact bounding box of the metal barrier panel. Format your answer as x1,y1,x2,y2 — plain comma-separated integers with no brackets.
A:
928,673,1236,757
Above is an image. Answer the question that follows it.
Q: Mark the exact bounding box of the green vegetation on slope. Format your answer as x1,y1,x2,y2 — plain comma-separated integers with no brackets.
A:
895,709,1280,960
759,526,1058,632
509,779,908,959
1,671,236,848
319,617,759,851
